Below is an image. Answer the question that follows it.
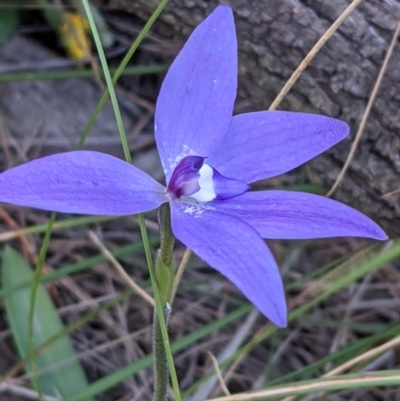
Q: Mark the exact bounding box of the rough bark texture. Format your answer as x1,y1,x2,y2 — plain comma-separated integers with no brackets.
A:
110,0,400,237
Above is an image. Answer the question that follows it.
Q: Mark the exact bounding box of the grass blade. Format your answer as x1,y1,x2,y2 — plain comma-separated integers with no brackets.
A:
2,246,93,399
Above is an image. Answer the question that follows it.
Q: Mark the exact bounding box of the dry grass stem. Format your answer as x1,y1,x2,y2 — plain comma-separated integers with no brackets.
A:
218,314,269,393
1,4,398,401
325,335,400,378
116,84,155,113
325,274,373,371
0,382,59,401
88,230,154,306
132,216,159,232
207,374,400,401
191,310,259,401
13,326,150,386
269,0,364,110
280,335,400,401
208,352,230,396
0,209,38,265
382,188,400,199
0,217,113,242
129,111,155,143
326,18,400,197
170,248,191,304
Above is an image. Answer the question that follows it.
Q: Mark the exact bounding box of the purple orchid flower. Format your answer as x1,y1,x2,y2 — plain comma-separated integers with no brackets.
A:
0,6,386,327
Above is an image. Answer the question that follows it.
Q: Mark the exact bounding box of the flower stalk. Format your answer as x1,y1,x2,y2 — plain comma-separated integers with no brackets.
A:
0,4,387,330
153,203,175,401
156,203,175,306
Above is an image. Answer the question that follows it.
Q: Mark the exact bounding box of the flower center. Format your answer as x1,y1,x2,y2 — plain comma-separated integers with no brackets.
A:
167,156,249,202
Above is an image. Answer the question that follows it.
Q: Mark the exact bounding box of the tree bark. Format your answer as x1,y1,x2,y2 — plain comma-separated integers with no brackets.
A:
111,0,400,237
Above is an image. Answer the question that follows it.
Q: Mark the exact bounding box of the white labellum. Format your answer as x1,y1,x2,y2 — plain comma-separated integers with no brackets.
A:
190,164,216,202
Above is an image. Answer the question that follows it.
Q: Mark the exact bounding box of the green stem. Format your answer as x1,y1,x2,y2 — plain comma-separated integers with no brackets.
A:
152,308,170,401
153,203,175,401
28,212,56,398
138,213,181,401
156,203,175,305
77,0,171,149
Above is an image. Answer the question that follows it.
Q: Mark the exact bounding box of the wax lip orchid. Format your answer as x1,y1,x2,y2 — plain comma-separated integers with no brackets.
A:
0,5,387,327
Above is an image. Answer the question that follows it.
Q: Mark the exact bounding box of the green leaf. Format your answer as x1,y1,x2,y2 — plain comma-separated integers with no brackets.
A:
2,246,93,399
0,9,19,44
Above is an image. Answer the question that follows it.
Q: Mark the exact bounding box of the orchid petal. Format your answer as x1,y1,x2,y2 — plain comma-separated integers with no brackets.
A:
171,202,287,327
0,151,167,215
212,169,249,200
208,111,349,183
212,191,387,240
155,5,237,182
